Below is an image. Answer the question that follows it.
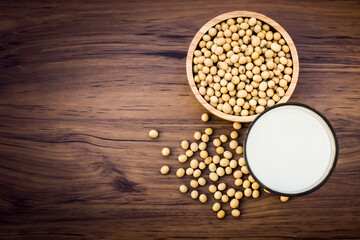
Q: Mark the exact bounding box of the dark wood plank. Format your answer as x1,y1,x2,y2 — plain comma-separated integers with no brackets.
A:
0,0,359,239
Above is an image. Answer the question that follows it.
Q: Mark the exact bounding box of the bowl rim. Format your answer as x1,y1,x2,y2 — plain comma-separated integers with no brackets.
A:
186,11,299,122
243,102,339,197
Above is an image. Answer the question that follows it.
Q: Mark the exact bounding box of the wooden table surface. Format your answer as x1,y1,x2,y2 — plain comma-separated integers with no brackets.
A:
0,1,359,239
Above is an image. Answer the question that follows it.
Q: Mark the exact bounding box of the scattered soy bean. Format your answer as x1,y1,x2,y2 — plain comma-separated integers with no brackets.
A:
229,159,238,169
233,170,243,179
252,182,260,190
186,168,194,175
201,134,210,143
235,146,243,154
201,113,209,122
220,158,230,167
190,142,199,152
209,172,219,182
179,185,188,193
213,139,221,147
230,198,239,208
209,184,217,193
194,131,202,140
185,149,193,157
220,134,228,143
216,167,225,177
243,180,251,189
178,154,188,163
190,159,199,169
223,151,233,159
218,182,226,191
230,131,238,139
181,140,189,150
162,147,171,156
199,142,207,151
205,128,213,135
248,175,255,182
200,150,209,158
149,129,159,139
199,162,206,170
160,165,170,175
225,166,232,175
176,168,185,178
238,157,246,166
190,179,199,188
193,169,202,178
216,146,225,154
280,196,289,202
214,191,222,200
217,210,226,219
233,122,242,130
231,209,241,217
191,190,199,199
227,188,235,197
209,163,217,172
212,202,221,212
252,189,260,198
199,194,207,203
198,177,207,186
241,166,249,174
213,155,221,164
204,156,212,164
229,140,238,149
221,194,229,203
234,191,243,200
235,178,243,187
244,188,252,197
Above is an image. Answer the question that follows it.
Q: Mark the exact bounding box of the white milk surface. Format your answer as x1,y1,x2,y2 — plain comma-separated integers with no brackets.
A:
245,105,336,194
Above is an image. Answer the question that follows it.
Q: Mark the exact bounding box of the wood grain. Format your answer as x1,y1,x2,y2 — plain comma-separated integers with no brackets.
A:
186,11,299,122
0,0,359,239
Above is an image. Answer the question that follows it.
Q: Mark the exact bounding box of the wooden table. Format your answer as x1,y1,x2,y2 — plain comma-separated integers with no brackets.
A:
0,1,359,239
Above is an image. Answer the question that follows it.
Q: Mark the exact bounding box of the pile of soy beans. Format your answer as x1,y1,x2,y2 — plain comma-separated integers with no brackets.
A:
192,17,293,116
152,113,289,219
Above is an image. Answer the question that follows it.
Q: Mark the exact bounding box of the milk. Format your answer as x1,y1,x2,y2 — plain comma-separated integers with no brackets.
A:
245,105,336,195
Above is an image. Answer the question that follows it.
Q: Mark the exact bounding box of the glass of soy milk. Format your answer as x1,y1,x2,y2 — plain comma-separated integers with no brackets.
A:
244,103,338,196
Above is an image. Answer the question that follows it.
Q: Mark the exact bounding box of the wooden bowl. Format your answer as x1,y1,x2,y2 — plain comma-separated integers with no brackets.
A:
186,11,299,122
